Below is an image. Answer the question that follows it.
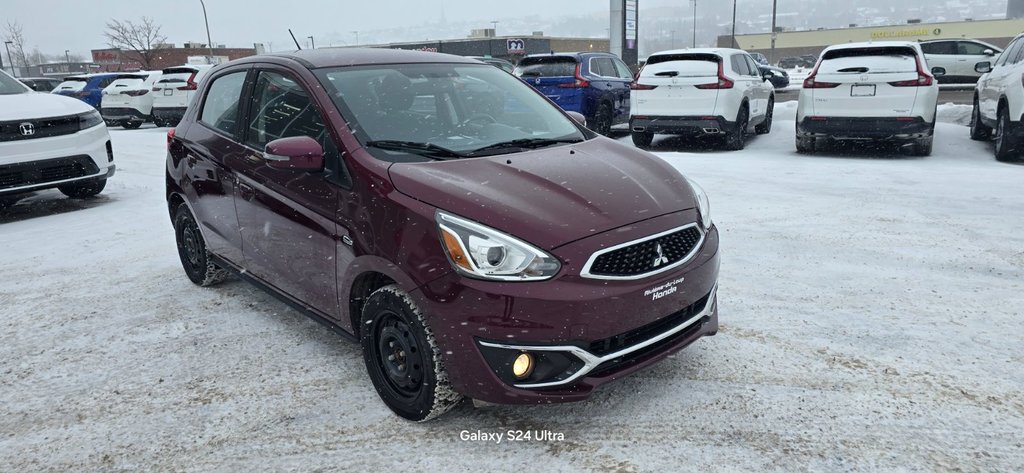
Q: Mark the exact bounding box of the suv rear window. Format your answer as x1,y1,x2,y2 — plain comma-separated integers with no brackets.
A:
641,54,719,77
54,77,88,91
160,68,198,83
514,57,578,77
819,47,918,73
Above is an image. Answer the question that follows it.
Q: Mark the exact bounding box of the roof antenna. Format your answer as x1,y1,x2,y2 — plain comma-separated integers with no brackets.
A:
289,29,302,50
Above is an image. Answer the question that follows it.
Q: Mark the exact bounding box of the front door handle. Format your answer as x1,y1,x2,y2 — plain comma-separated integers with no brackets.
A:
237,181,255,201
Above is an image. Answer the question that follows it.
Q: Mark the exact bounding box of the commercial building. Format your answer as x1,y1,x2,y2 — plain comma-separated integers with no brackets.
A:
90,44,257,72
356,30,609,63
719,18,1024,64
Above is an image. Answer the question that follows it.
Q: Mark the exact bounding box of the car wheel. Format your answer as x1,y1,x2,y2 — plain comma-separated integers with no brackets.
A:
592,103,613,136
994,106,1020,162
58,178,106,198
755,98,774,135
123,121,143,130
173,203,228,287
724,106,748,150
970,99,992,141
361,285,462,422
631,130,654,149
0,196,19,211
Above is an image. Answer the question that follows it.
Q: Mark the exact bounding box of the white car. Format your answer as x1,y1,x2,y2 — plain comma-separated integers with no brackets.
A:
151,65,215,127
0,70,114,208
796,41,941,156
971,32,1024,162
629,48,775,150
921,39,1001,83
100,71,162,129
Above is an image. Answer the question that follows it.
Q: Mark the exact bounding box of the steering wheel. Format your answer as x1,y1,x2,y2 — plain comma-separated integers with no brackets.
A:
460,114,498,129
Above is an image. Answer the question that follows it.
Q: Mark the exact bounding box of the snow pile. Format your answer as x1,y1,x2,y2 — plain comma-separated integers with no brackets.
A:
936,103,973,126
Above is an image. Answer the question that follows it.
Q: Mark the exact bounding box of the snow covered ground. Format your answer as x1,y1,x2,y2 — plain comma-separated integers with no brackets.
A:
2,104,1023,471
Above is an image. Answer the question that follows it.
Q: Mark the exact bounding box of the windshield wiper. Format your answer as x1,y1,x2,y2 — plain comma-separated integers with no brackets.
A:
365,140,464,160
466,138,584,156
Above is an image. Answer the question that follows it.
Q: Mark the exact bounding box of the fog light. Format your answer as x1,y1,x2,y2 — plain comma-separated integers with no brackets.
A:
512,353,534,379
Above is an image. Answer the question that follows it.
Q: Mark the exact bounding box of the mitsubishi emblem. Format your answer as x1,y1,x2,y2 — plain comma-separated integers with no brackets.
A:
652,243,669,268
19,122,35,136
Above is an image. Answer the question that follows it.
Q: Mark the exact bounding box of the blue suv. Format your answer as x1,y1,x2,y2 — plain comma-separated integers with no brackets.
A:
51,73,120,109
514,52,632,135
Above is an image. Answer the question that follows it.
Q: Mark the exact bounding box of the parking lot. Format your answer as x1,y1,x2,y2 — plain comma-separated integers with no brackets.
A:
2,102,1023,471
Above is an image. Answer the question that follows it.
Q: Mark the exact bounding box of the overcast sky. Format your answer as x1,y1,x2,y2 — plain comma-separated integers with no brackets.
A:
4,0,680,58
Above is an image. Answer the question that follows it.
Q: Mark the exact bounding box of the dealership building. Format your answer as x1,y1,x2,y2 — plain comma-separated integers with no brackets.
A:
719,18,1024,63
358,30,609,63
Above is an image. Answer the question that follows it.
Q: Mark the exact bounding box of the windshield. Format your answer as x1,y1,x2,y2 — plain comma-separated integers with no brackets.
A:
315,63,586,160
0,70,31,95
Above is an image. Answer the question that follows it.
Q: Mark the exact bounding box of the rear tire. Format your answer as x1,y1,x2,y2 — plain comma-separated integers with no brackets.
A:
970,99,992,141
361,285,462,422
58,178,106,198
724,106,748,151
994,106,1020,162
755,98,774,135
909,136,933,156
173,203,228,287
631,130,654,149
122,121,143,130
593,103,613,136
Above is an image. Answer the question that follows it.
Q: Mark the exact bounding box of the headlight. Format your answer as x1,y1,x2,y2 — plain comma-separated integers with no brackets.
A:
78,109,103,130
687,178,712,231
436,211,561,281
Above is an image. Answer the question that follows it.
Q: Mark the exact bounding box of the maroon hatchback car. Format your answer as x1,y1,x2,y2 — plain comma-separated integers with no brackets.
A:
166,49,720,421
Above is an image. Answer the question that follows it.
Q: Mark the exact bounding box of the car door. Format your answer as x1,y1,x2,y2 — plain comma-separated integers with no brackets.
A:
922,41,957,79
180,66,252,265
610,57,634,123
957,41,998,79
744,54,771,115
730,53,760,118
230,66,344,317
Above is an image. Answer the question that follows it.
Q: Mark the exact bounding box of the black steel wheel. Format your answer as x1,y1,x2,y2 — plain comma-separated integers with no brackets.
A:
173,203,228,286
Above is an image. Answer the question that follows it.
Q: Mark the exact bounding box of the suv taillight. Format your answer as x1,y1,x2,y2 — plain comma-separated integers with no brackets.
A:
802,59,840,89
695,61,734,89
558,63,590,88
167,127,176,149
889,55,934,87
630,82,658,90
176,72,199,91
123,89,149,97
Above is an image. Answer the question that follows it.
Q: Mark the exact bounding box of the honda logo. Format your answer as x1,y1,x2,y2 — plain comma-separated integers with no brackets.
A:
652,243,669,268
19,122,35,136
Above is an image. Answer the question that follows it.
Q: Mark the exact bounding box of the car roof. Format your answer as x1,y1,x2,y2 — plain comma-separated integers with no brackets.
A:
647,48,747,57
238,48,481,69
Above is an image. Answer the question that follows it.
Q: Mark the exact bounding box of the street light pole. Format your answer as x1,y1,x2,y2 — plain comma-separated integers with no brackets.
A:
770,0,778,64
65,49,70,73
4,41,14,77
691,0,698,47
670,30,676,49
308,36,315,49
199,0,215,64
731,0,738,48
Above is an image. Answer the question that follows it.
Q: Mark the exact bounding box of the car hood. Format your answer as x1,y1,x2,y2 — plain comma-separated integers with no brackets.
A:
387,137,697,250
0,92,92,121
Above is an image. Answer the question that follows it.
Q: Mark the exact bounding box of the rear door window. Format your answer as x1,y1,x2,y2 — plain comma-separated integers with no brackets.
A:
818,47,918,73
921,41,956,55
730,54,751,76
743,55,762,77
612,58,634,79
514,57,577,77
199,71,248,136
590,58,617,77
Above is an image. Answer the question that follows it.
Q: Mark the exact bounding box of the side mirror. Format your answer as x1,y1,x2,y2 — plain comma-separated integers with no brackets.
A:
931,67,946,77
984,49,996,57
566,111,587,128
975,61,993,74
762,70,775,80
264,136,325,172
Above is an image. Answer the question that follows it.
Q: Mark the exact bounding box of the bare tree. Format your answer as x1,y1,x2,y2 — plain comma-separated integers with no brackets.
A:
4,21,28,68
104,17,167,69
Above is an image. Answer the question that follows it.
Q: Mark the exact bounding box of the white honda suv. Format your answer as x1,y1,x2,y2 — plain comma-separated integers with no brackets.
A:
971,32,1024,162
629,48,776,150
0,69,114,209
796,41,941,156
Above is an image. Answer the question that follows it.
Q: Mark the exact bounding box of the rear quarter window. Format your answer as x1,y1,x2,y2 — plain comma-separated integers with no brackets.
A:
642,54,719,77
514,57,578,77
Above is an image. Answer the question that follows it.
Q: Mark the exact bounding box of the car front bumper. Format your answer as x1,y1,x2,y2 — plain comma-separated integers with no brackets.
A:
0,124,114,195
630,116,739,135
797,116,934,140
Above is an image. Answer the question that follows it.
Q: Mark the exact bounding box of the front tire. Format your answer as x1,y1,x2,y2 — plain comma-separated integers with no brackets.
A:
58,178,106,198
361,285,462,422
631,130,654,148
970,99,992,141
173,203,228,287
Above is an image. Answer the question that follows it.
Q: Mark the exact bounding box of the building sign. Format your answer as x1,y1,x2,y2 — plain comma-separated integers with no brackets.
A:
507,39,526,54
870,27,941,40
625,0,638,49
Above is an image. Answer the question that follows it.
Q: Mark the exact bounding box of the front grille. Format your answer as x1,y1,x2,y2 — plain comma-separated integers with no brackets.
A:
0,156,98,190
588,291,712,357
586,225,703,278
0,114,80,142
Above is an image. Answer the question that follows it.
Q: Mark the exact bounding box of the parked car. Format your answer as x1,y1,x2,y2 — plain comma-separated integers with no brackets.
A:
921,39,1001,83
800,54,819,67
151,65,215,127
514,52,632,135
51,73,119,109
629,48,776,150
0,69,114,209
100,71,162,129
971,32,1024,161
796,41,941,156
466,56,515,73
759,65,790,89
166,49,720,421
779,56,811,69
18,77,62,92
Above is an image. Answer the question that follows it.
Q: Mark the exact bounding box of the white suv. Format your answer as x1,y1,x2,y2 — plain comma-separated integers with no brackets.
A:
630,48,775,150
151,65,215,127
971,33,1024,162
100,71,162,129
0,70,114,208
796,41,940,156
